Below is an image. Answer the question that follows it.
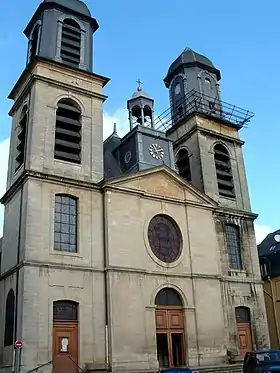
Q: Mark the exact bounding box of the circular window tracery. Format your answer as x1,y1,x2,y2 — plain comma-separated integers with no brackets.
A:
148,214,182,263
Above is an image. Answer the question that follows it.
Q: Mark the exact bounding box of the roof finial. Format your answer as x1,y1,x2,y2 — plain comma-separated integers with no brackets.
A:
113,122,117,134
136,78,143,92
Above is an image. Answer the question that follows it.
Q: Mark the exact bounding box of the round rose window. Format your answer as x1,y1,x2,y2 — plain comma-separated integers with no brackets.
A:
148,214,182,263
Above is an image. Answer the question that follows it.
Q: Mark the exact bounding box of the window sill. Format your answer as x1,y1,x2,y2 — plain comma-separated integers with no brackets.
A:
219,195,236,201
228,269,247,277
51,250,83,259
54,158,82,167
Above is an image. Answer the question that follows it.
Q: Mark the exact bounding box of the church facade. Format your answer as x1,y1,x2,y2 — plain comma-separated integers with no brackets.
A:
0,1,270,373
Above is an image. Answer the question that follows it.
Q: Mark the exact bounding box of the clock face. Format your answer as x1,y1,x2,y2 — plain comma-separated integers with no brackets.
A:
124,150,132,164
149,143,164,160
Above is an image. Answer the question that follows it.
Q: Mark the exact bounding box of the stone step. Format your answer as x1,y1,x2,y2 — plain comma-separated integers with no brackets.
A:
86,363,243,373
191,363,243,373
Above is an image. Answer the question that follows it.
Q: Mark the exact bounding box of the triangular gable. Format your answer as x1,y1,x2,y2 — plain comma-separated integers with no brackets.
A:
104,166,217,207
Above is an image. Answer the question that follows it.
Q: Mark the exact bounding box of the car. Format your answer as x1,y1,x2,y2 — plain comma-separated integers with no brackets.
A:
243,350,280,373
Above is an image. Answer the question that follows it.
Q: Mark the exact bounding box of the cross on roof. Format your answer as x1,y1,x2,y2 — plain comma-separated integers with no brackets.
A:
136,78,143,91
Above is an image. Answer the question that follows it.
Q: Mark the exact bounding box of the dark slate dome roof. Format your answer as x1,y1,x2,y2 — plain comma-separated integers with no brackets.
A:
168,48,214,75
164,47,221,86
44,0,91,17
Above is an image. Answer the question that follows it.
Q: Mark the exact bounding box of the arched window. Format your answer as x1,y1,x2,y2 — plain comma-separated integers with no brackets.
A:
54,99,82,164
15,106,28,172
143,105,153,127
171,76,185,125
225,224,242,270
4,289,15,346
131,105,142,126
54,194,78,253
53,300,78,321
29,24,40,61
204,77,213,97
235,307,250,323
155,288,183,307
61,19,81,67
214,144,235,198
176,148,191,182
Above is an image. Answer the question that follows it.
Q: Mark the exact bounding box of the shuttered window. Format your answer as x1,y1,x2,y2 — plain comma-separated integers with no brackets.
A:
15,106,28,172
214,144,235,198
61,19,81,67
54,99,82,164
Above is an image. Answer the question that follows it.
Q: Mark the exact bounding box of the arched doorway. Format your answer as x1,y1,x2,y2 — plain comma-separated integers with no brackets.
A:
155,288,186,368
235,307,253,356
53,301,79,373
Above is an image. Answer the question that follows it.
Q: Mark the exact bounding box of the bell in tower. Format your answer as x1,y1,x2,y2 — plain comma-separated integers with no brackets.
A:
127,80,155,130
24,0,99,72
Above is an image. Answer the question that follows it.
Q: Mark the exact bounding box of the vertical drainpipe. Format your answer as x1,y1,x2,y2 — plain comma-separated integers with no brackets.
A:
102,189,112,371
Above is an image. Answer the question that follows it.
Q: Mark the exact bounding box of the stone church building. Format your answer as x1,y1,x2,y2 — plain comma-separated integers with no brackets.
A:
0,0,270,373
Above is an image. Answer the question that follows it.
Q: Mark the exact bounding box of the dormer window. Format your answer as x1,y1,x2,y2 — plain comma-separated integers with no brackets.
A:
61,19,81,67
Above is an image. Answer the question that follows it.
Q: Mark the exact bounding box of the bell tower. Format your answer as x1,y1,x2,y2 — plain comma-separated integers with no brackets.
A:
162,47,253,211
0,1,109,369
6,0,108,190
111,83,175,176
24,0,98,71
127,80,155,129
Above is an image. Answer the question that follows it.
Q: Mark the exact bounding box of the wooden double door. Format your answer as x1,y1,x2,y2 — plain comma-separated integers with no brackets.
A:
156,307,186,368
53,322,78,373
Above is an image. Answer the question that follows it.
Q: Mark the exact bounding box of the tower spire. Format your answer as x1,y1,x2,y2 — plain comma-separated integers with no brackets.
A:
113,122,117,134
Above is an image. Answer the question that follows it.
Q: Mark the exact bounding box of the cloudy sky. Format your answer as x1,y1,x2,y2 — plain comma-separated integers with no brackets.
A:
0,0,279,243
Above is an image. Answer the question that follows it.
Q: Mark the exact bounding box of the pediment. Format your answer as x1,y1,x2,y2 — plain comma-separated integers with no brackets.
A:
105,166,217,207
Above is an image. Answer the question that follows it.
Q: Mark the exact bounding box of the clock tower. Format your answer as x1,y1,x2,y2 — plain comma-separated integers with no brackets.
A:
107,85,175,177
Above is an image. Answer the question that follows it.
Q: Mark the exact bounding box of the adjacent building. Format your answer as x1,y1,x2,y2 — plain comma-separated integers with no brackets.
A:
258,230,280,350
0,1,270,373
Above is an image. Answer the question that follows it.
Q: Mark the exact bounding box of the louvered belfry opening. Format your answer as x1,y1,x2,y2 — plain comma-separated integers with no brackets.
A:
61,19,81,67
15,107,28,172
214,144,235,198
176,149,191,182
54,99,82,164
